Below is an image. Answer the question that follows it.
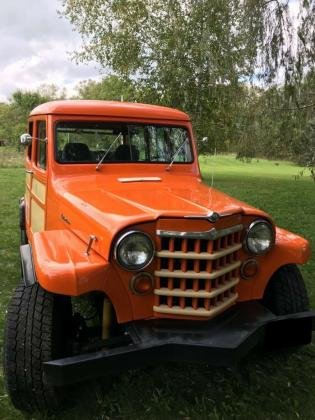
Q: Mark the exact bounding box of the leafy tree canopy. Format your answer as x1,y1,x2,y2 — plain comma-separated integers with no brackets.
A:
1,85,65,146
61,1,314,161
61,0,314,89
76,75,138,101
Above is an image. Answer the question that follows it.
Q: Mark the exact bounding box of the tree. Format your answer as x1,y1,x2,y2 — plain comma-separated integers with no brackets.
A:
0,103,12,142
61,1,314,145
10,84,65,120
61,1,297,85
76,75,139,101
2,85,65,146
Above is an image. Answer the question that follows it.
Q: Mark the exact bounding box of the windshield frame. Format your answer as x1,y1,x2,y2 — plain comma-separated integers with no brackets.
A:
54,120,195,165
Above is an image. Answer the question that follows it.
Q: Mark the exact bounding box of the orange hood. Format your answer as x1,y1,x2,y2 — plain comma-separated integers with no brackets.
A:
54,172,270,258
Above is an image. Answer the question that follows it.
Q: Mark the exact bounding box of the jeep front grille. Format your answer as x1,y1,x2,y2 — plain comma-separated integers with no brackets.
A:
153,224,243,318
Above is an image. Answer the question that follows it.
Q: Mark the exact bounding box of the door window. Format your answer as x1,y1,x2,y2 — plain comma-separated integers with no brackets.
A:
36,121,47,170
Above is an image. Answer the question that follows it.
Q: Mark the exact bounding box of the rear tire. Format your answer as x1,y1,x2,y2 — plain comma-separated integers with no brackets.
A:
4,282,72,412
263,264,309,315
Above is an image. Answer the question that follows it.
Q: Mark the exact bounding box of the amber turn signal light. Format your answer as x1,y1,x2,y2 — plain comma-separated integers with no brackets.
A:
130,272,154,295
240,259,258,280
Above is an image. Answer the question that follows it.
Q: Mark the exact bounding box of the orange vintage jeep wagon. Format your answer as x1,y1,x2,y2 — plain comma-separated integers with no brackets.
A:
4,100,315,412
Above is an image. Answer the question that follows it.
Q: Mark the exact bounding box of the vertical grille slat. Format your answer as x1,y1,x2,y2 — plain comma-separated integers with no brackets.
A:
154,223,243,318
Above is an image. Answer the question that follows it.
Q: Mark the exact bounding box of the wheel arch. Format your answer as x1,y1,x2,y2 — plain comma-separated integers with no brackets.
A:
251,227,311,300
262,263,309,315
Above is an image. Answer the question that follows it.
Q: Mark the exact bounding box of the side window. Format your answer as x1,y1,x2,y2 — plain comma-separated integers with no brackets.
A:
27,121,33,161
37,121,47,170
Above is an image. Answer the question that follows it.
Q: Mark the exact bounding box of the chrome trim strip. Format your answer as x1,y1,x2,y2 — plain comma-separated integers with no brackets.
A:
183,211,240,219
156,243,242,260
118,177,161,183
156,224,243,240
154,261,241,280
153,293,238,317
184,211,220,222
154,277,239,299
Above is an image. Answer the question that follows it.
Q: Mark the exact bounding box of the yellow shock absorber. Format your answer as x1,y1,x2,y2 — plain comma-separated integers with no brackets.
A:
102,298,112,340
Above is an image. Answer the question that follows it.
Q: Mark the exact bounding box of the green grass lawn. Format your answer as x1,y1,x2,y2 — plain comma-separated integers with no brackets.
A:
0,146,24,168
0,155,314,419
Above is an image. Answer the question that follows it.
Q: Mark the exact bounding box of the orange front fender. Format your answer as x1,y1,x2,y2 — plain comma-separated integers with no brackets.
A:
31,229,133,322
251,227,311,299
32,229,109,295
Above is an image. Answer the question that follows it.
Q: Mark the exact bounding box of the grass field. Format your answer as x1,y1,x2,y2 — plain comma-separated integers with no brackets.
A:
0,147,24,168
0,154,314,419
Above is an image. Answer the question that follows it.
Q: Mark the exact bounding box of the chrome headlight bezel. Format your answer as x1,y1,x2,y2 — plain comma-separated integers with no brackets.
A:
114,230,155,271
244,219,275,256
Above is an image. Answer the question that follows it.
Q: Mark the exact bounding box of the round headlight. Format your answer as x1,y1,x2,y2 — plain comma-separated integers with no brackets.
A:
115,231,154,270
244,220,275,255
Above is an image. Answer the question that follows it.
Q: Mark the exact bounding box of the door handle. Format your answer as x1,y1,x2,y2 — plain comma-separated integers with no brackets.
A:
25,169,33,174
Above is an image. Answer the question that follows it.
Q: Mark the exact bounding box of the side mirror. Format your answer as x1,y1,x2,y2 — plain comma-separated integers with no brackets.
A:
20,133,32,146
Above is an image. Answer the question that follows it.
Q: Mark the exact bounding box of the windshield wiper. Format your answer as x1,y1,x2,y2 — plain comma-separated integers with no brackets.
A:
96,133,122,171
165,137,188,172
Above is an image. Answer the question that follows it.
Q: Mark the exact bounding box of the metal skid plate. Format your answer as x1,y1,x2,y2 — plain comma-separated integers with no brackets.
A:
44,302,315,386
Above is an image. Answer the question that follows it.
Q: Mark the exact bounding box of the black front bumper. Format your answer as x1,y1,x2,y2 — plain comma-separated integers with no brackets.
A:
44,302,315,386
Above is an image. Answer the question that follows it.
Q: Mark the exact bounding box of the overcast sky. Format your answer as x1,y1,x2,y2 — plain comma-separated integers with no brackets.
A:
0,0,101,102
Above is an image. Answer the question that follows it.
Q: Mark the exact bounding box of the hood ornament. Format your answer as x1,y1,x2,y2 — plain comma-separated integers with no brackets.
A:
184,211,221,223
208,212,220,222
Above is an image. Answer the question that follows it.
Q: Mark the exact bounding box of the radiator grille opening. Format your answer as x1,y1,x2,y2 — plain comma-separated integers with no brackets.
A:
153,223,243,318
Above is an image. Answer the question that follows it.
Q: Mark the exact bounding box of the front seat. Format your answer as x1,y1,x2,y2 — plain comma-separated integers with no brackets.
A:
61,143,91,162
115,144,139,161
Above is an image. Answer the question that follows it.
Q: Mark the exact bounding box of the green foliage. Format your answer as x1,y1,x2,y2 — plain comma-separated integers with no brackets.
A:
0,84,65,147
76,75,139,101
62,0,299,84
61,1,296,132
0,103,13,143
234,71,315,178
62,0,315,168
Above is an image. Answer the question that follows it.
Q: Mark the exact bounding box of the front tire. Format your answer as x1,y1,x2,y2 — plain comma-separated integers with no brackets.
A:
4,282,72,412
263,264,309,315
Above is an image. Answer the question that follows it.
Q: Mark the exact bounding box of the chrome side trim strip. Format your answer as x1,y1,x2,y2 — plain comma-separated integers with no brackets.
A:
155,261,241,280
153,293,238,317
156,224,243,240
118,177,161,183
156,243,242,260
154,277,239,299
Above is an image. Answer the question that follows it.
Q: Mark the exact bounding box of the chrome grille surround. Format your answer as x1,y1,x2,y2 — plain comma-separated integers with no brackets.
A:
153,223,243,318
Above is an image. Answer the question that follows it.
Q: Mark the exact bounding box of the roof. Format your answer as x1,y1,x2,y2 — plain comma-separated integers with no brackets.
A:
30,100,190,121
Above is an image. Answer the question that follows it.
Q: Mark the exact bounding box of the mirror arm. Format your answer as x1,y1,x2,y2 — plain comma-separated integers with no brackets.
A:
20,133,47,146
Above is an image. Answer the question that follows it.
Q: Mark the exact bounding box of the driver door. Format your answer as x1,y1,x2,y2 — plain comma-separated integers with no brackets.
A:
25,119,47,235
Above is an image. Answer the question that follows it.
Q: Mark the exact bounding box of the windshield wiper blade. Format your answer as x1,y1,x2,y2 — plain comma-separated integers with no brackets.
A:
96,133,122,171
165,137,188,172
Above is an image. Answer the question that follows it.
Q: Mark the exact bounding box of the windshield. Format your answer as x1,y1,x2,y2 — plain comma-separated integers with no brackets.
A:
55,121,193,164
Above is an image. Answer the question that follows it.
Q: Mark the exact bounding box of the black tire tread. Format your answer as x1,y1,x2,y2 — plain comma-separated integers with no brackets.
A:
4,282,66,412
263,264,309,315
